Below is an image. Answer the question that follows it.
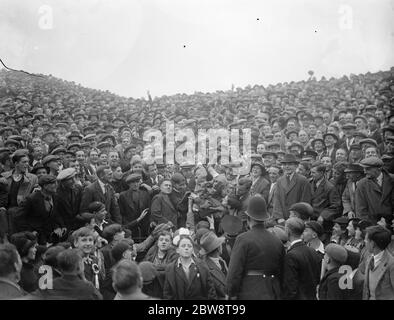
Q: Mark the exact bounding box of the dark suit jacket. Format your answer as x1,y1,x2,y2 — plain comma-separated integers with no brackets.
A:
310,178,341,220
281,241,321,300
118,188,151,238
226,224,285,300
150,192,178,227
202,256,227,299
250,176,270,203
163,259,217,300
272,174,312,220
355,171,394,224
80,180,122,224
318,267,346,300
321,147,338,163
369,129,382,145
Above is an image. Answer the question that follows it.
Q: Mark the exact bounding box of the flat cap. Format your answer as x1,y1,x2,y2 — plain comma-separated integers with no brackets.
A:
359,138,378,147
325,243,348,264
57,168,76,181
42,155,60,166
38,174,57,186
349,143,361,151
359,156,383,168
289,202,314,220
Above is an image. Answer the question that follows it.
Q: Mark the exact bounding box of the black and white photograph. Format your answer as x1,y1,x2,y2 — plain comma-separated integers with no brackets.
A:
0,0,394,305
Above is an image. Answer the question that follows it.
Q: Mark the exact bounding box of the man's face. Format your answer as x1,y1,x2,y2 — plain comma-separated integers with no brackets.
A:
257,144,266,154
99,154,108,165
365,147,378,158
346,171,362,182
177,238,193,258
323,113,331,125
109,152,119,163
173,180,186,193
158,235,172,252
355,118,366,130
21,129,30,140
308,125,317,136
313,141,324,152
100,168,113,183
89,151,99,164
324,136,335,147
268,167,280,183
33,147,43,159
148,165,158,179
74,235,94,255
283,163,297,176
273,132,282,141
129,179,141,191
321,157,332,170
287,121,296,131
113,166,123,180
59,136,67,147
76,151,85,163
298,131,308,143
48,160,60,172
181,168,193,179
335,149,347,162
16,156,29,173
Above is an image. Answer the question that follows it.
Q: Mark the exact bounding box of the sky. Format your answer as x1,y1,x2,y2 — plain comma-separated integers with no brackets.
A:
1,0,393,99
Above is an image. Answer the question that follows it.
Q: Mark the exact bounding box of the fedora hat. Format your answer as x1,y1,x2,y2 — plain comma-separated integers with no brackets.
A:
280,153,300,164
199,231,225,256
246,195,269,222
220,215,243,236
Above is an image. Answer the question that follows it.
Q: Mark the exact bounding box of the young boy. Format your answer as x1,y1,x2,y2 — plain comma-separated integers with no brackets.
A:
72,227,105,290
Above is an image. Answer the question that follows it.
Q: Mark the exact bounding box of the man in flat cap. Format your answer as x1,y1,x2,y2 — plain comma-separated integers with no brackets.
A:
42,155,61,176
361,225,394,300
342,164,365,218
22,175,57,245
355,157,394,225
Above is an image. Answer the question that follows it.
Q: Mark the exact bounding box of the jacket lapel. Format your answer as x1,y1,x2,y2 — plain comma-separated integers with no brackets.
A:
94,181,106,203
206,258,226,286
381,173,393,201
162,194,176,212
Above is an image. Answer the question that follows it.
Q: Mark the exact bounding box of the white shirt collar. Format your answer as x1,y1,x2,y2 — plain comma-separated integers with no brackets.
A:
376,172,383,187
316,240,325,254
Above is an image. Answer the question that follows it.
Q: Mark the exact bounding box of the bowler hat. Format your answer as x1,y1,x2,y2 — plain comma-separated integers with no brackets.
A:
38,174,57,187
246,196,269,222
42,155,60,166
323,133,339,141
280,153,299,164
